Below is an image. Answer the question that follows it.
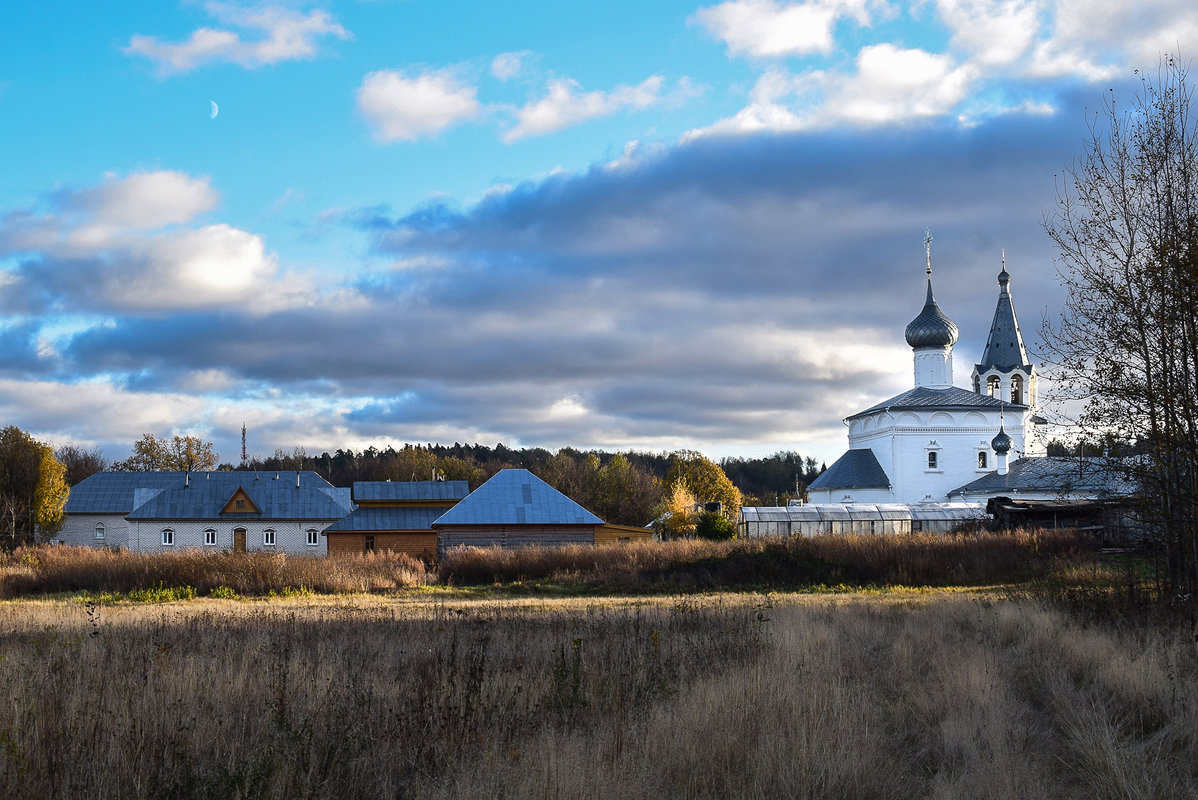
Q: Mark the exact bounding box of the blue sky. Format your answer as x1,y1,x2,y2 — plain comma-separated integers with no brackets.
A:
1,1,1194,466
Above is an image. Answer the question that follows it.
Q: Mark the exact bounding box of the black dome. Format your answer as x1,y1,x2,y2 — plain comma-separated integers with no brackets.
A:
991,428,1012,454
905,279,959,348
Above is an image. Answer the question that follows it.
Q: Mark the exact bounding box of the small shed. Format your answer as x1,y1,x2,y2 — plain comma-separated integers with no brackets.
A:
432,469,643,556
324,480,469,559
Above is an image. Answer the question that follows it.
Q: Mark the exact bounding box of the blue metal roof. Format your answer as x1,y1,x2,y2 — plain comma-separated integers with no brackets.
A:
68,471,350,520
851,386,1018,419
949,457,1134,498
432,469,603,527
353,480,469,503
808,449,891,490
324,506,444,533
65,471,183,513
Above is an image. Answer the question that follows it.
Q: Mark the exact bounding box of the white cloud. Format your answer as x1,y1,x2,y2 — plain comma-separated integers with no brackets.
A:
934,0,1042,67
491,50,531,81
0,377,212,444
76,170,220,231
356,68,482,142
503,76,666,142
692,45,976,136
693,0,872,58
0,170,316,313
830,43,977,123
124,4,350,75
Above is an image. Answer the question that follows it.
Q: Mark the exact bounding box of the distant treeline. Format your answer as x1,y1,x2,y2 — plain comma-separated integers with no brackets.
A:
54,434,826,529
240,443,824,526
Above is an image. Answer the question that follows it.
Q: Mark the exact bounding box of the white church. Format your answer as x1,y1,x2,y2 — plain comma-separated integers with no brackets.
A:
739,237,1126,537
806,243,1045,505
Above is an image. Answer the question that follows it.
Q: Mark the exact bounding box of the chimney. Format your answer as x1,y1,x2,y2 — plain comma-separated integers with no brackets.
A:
184,472,190,488
296,472,300,488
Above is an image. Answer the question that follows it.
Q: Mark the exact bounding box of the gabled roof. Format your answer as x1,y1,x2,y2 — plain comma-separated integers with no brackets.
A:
432,469,603,526
949,457,1134,498
126,484,352,521
352,480,469,503
65,471,183,514
850,386,1019,419
324,506,445,533
975,268,1032,373
67,471,351,520
808,449,891,490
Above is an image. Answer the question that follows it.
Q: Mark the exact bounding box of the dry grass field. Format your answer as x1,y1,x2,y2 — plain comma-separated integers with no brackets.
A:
0,528,1094,599
0,591,1195,799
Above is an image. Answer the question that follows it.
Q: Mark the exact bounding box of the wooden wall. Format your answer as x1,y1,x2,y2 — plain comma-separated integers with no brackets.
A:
594,525,652,545
326,532,437,561
436,525,596,556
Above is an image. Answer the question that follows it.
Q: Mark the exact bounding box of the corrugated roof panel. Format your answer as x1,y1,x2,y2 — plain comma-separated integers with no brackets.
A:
850,386,1018,419
324,506,444,532
808,449,890,491
352,480,470,502
432,469,602,527
948,457,1133,498
68,471,347,520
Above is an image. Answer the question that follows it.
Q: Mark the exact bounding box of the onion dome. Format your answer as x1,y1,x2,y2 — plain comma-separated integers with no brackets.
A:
905,279,959,349
991,426,1012,455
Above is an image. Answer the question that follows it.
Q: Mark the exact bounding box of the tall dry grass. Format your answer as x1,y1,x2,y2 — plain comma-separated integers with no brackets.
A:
0,594,1193,799
437,529,1092,589
0,546,428,598
0,531,1093,600
0,596,767,799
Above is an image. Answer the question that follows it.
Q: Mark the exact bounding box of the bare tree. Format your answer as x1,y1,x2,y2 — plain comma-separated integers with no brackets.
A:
1044,55,1198,601
54,444,108,486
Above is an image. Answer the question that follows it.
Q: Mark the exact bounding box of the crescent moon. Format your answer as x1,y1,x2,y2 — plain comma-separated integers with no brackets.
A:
210,100,219,119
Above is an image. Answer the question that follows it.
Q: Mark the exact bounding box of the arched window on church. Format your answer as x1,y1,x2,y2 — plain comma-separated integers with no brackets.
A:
987,376,1000,397
1011,375,1023,405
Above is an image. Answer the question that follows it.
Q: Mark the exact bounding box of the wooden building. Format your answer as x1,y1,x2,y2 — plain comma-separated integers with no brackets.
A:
323,480,468,559
432,469,649,558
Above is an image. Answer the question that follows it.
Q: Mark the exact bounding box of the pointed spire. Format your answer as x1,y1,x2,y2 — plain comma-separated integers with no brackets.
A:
978,256,1028,370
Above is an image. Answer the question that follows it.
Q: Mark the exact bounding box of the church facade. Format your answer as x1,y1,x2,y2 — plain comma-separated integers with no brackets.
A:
808,252,1047,505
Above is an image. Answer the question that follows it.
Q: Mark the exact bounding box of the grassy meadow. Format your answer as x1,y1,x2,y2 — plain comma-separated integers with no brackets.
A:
0,533,1194,798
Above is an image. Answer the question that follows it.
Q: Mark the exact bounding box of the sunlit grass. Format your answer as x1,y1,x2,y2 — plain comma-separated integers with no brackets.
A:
0,591,1193,799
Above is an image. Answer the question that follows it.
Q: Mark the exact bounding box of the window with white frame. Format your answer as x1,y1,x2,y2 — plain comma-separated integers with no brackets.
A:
94,523,105,540
161,529,174,546
978,451,988,469
927,451,938,469
263,529,276,547
204,529,217,546
306,528,318,546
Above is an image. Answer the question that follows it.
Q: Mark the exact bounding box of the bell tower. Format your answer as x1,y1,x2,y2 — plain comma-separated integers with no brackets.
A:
971,253,1036,407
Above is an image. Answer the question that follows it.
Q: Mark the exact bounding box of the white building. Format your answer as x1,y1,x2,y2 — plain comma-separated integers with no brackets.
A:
59,470,353,555
807,250,1047,505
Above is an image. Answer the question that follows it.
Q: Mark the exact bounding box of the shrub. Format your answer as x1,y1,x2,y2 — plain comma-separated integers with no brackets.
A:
695,511,736,540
